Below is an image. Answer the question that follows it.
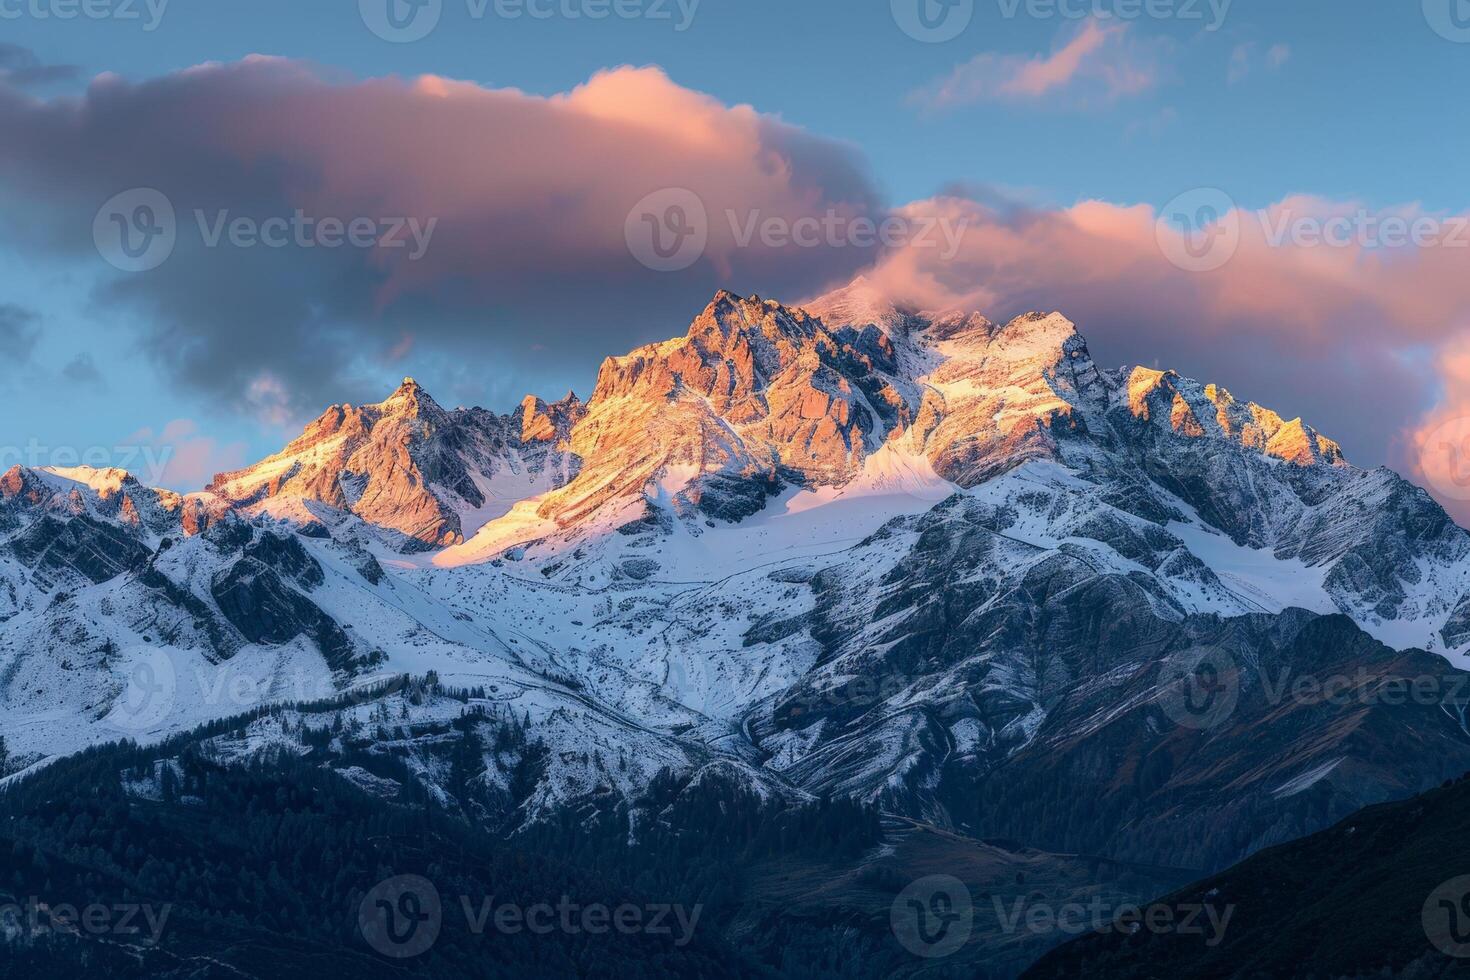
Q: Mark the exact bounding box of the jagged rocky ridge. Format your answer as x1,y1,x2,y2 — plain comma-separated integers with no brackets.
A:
209,381,582,549
2,278,1469,881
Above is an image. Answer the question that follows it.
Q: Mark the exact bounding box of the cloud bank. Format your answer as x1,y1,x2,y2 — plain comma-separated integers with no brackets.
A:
0,58,884,418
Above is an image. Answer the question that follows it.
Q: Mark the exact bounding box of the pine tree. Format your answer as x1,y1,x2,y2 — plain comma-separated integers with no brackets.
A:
160,763,179,803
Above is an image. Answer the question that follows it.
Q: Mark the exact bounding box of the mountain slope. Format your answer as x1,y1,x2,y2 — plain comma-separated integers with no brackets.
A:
1023,769,1470,978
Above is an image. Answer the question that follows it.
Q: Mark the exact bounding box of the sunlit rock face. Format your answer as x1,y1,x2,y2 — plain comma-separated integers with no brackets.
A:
208,377,582,549
539,290,910,528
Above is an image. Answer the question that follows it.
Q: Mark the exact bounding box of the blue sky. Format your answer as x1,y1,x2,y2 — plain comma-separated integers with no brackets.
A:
1,0,1468,495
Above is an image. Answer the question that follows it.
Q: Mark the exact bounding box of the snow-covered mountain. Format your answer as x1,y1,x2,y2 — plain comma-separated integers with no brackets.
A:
3,277,1469,873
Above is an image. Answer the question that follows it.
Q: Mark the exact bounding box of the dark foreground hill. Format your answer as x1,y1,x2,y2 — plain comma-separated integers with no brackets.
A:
1024,770,1470,978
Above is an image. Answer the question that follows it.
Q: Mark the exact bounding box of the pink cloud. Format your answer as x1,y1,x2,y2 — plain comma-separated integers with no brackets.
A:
1407,336,1470,527
914,20,1167,111
126,419,248,491
383,333,415,363
860,194,1470,359
1004,19,1116,97
0,59,881,415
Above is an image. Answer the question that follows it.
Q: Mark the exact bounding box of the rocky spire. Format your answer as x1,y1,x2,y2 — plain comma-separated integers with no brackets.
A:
379,376,450,426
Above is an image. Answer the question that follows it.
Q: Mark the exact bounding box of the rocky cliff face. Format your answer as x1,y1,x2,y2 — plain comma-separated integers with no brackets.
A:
208,378,582,549
535,290,909,528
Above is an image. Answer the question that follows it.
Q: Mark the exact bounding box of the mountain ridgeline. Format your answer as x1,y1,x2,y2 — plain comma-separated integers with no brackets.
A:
2,277,1470,976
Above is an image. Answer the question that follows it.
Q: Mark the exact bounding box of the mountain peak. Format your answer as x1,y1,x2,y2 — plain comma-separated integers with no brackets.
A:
387,376,424,399
516,391,585,444
379,375,447,423
999,310,1075,334
703,289,748,320
803,276,911,336
685,289,820,353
